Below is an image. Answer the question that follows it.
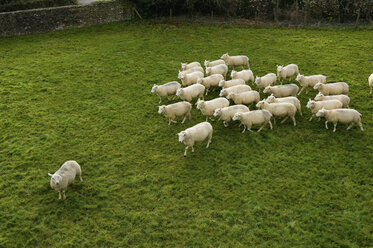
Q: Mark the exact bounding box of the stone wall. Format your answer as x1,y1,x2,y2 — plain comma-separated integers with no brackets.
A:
0,1,133,38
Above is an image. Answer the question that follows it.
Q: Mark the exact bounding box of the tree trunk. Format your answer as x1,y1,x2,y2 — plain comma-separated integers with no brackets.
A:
295,0,299,24
355,8,360,29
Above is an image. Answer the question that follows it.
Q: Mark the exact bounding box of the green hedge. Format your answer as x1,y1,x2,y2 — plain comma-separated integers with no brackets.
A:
0,0,77,12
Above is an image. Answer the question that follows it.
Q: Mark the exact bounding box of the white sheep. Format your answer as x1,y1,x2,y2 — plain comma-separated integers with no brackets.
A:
219,84,251,97
266,94,302,116
176,84,205,102
180,71,204,86
197,74,224,95
181,61,201,71
227,91,260,106
218,79,246,88
204,59,225,68
178,67,204,79
151,81,181,103
231,69,254,84
158,101,192,125
48,160,82,200
316,108,363,132
196,97,230,121
263,84,299,97
206,64,228,78
306,99,343,122
254,73,277,92
213,105,250,127
232,110,273,133
314,93,350,108
177,122,213,157
296,74,327,95
313,82,349,95
221,53,249,69
276,64,299,83
369,73,373,94
256,100,297,126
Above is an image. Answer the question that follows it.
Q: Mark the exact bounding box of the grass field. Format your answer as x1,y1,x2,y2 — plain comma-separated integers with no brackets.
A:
0,22,372,247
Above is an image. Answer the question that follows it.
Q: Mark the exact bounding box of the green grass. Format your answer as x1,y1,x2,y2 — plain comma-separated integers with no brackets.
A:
0,22,372,247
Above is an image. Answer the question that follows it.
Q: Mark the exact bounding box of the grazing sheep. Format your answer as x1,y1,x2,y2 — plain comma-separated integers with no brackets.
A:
313,82,349,95
256,100,297,126
306,99,343,122
277,64,299,83
369,73,373,94
227,91,260,106
221,53,249,69
178,67,204,79
218,79,246,88
219,84,252,97
197,74,224,94
151,81,181,103
266,94,302,116
158,101,192,125
180,71,204,86
196,98,230,121
177,122,213,157
206,64,228,78
213,105,250,127
48,160,82,200
181,61,201,71
314,93,350,108
316,108,363,132
231,69,254,84
204,59,225,68
296,74,327,95
254,73,277,92
232,110,273,133
263,84,299,97
176,84,205,102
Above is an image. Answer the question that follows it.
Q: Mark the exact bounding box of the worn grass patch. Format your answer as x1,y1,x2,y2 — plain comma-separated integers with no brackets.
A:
0,22,372,247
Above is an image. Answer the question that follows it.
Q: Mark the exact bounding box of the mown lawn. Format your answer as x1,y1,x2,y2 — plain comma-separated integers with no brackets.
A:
0,22,372,247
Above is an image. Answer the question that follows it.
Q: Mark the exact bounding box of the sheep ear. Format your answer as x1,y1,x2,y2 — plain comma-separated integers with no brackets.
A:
48,173,53,177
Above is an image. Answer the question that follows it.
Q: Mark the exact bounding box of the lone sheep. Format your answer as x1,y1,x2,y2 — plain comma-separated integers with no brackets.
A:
221,53,249,69
177,122,213,157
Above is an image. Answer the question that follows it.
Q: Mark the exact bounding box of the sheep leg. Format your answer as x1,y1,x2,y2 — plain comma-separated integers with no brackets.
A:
209,117,215,121
297,87,305,95
257,124,264,132
191,146,195,152
347,123,354,130
62,191,66,200
268,120,273,130
206,116,208,122
299,108,303,117
181,115,187,124
291,116,296,126
205,89,209,96
79,175,83,182
370,88,372,94
241,126,246,133
325,121,328,129
206,135,212,148
184,146,189,157
359,122,364,131
273,117,276,125
223,121,228,127
281,116,289,124
309,115,314,122
306,88,308,94
333,123,337,132
159,97,162,104
58,191,62,200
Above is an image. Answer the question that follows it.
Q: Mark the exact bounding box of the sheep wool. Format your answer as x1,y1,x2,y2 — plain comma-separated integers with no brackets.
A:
254,73,277,92
176,84,205,102
181,61,201,71
316,108,363,132
231,69,254,83
206,64,228,78
196,97,230,121
151,81,181,103
263,84,299,97
177,122,213,157
306,99,343,122
276,64,299,82
314,93,350,108
369,73,373,94
266,95,302,116
158,101,192,125
313,82,349,95
197,74,224,94
204,59,225,68
227,91,260,106
221,53,249,69
256,100,297,126
232,110,273,133
218,79,246,88
296,74,327,95
213,105,250,127
180,71,204,86
219,84,251,97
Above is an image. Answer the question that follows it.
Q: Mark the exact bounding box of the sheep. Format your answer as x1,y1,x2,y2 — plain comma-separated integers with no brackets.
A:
306,99,343,122
316,108,363,132
227,91,260,106
254,73,277,92
256,100,297,126
196,97,230,121
263,84,299,97
221,53,249,69
181,61,201,71
296,74,327,95
178,67,204,79
177,122,213,157
313,82,349,95
151,81,181,104
231,69,254,84
197,74,224,95
369,73,373,94
232,110,273,133
276,64,299,83
176,84,205,102
180,71,204,86
219,84,252,97
314,93,350,108
48,160,82,200
218,79,246,88
213,105,250,127
158,101,192,125
206,64,228,78
266,94,302,116
204,59,225,68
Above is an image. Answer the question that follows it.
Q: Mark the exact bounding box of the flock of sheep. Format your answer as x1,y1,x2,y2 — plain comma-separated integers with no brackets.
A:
152,53,370,157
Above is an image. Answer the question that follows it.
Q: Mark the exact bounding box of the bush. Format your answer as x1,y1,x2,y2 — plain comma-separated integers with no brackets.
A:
0,0,77,12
